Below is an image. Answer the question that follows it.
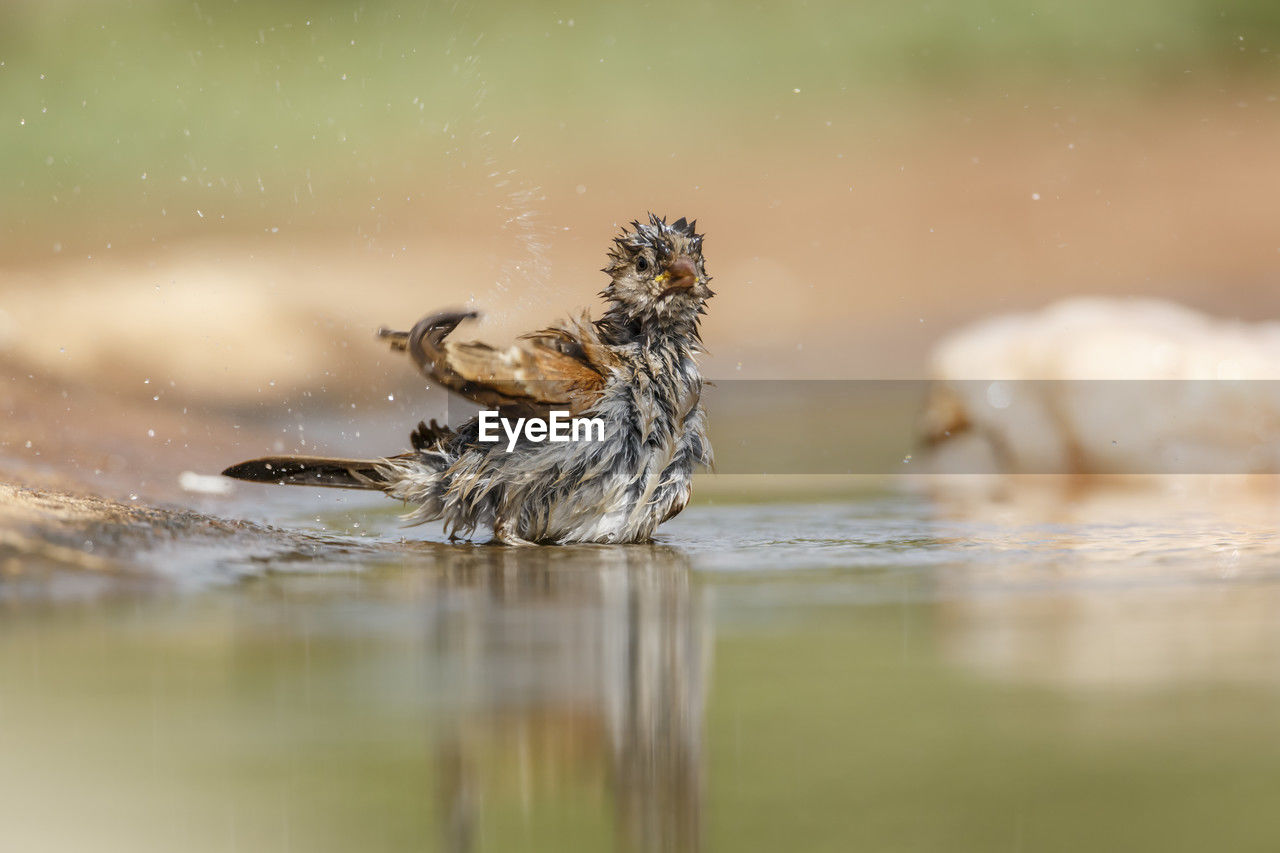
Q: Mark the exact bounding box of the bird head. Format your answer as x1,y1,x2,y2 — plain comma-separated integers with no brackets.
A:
601,214,713,337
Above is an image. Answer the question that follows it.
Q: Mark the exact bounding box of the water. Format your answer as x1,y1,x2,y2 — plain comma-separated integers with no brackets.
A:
4,483,1280,851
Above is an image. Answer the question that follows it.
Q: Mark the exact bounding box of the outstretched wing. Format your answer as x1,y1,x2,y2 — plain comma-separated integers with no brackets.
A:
379,310,618,418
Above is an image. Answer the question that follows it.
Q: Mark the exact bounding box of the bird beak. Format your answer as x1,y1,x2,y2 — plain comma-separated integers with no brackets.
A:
658,256,699,294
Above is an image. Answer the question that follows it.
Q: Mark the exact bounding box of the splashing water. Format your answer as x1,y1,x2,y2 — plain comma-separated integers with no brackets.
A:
446,25,554,322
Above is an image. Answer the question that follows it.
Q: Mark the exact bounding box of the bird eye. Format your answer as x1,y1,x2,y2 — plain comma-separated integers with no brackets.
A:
635,256,650,274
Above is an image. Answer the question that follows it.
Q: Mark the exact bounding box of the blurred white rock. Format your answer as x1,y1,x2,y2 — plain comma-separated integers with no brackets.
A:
0,237,492,404
924,297,1280,476
0,308,14,348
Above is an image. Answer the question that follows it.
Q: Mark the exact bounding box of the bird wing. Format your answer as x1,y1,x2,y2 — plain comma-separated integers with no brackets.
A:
379,310,618,418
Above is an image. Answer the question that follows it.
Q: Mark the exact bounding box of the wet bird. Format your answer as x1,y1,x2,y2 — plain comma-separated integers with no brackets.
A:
223,215,714,544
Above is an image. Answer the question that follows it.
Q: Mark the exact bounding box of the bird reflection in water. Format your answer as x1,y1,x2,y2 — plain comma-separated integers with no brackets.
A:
403,543,707,853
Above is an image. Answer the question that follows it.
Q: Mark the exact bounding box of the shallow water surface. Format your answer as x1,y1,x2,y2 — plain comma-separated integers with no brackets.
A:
4,484,1280,851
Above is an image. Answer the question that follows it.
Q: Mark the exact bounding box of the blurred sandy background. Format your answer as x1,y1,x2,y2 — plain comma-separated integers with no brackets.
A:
1,0,1278,495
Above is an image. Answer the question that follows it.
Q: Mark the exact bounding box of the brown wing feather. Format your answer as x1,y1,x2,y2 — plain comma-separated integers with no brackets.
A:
379,310,618,417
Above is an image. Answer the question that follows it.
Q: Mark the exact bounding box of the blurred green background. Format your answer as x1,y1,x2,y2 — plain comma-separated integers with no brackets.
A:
3,0,1278,253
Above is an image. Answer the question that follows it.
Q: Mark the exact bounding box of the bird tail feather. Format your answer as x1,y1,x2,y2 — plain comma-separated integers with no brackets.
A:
222,456,389,490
